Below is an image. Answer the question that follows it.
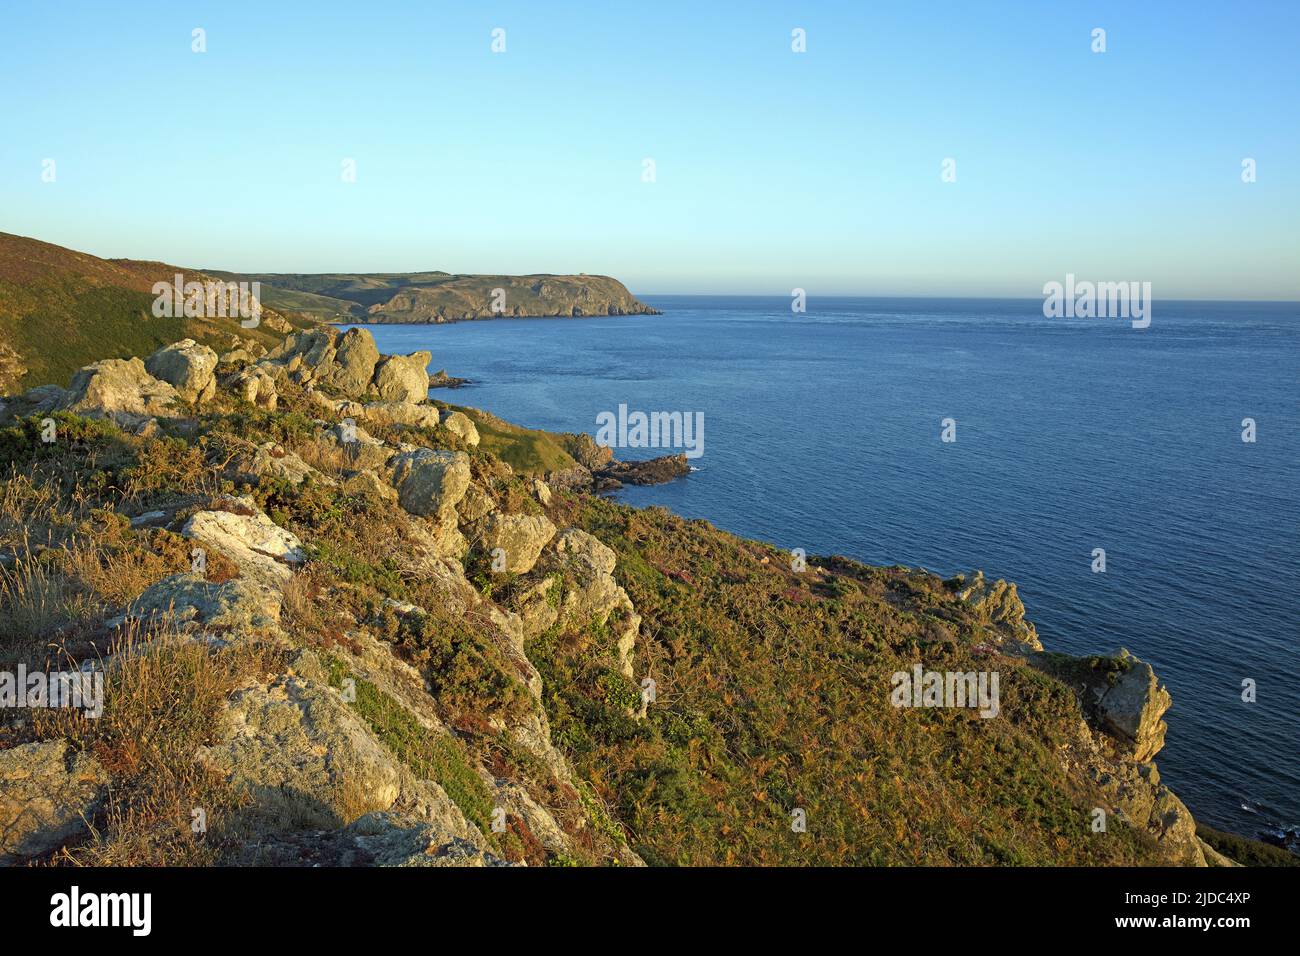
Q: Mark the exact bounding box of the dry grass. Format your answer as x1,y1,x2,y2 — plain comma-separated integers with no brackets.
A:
35,623,284,866
289,436,356,480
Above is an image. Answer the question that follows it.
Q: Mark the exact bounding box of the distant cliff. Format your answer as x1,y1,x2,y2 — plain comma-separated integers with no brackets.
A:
206,270,659,324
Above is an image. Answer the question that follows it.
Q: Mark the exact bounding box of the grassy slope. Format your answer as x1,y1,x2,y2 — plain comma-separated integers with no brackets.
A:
0,232,312,390
430,400,578,475
534,495,1164,865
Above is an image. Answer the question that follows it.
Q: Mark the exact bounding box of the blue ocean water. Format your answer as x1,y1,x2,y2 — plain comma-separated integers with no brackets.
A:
358,295,1300,845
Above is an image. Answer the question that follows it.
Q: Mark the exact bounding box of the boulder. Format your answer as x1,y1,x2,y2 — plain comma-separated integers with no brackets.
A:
1097,650,1172,762
270,328,338,367
123,572,283,632
372,351,431,403
20,383,67,414
195,676,402,826
341,469,399,502
232,365,278,410
145,339,218,403
59,357,181,425
553,528,617,577
361,401,440,429
324,422,392,472
390,449,471,518
0,740,108,864
226,442,322,488
182,498,305,586
322,328,381,396
477,513,556,574
442,410,480,447
457,483,495,523
532,478,552,506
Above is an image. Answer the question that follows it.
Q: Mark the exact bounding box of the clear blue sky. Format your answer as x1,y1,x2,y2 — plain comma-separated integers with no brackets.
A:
2,0,1297,298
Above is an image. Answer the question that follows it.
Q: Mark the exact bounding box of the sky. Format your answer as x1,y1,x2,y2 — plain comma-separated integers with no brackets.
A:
1,1,1297,298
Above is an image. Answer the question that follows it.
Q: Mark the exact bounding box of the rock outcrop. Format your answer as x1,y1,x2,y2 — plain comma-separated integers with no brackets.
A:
948,570,1043,651
1095,650,1172,763
0,741,108,864
58,357,181,428
145,339,218,403
372,351,432,404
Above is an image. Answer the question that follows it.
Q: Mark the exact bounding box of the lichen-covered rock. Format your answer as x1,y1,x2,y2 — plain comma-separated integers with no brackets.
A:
457,483,495,523
442,410,480,447
542,528,639,678
269,328,338,367
360,401,440,429
477,513,556,574
182,498,305,586
390,448,471,518
553,528,617,576
232,365,278,410
532,478,552,506
21,383,67,414
0,740,108,864
59,357,181,425
344,816,513,867
1097,649,1171,762
225,442,322,488
322,327,380,396
123,572,283,633
372,351,431,403
145,339,218,403
195,675,403,827
341,468,399,502
950,570,1043,651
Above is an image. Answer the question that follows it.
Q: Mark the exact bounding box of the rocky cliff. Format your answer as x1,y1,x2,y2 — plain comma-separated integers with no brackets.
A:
0,327,1249,867
207,271,660,324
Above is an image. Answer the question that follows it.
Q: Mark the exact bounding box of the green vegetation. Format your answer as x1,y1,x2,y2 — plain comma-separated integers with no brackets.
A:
321,655,495,834
1196,823,1300,867
433,401,579,475
525,494,1167,866
0,231,311,390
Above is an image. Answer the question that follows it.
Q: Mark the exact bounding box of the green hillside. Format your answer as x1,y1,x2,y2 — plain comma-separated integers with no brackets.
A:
0,232,313,391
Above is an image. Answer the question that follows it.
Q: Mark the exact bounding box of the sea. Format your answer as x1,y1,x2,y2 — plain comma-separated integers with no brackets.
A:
356,294,1300,847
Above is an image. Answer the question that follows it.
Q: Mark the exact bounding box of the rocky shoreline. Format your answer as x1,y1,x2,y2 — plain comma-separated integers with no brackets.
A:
0,325,1276,867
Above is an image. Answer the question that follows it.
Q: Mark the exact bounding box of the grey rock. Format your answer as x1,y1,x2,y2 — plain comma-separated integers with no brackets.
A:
145,339,218,403
0,740,108,864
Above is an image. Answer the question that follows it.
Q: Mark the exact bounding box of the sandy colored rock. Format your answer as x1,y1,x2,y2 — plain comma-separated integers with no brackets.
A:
442,410,480,447
195,675,402,826
391,448,471,517
0,740,108,864
1097,649,1172,762
478,513,556,574
145,339,218,403
372,351,431,403
59,357,181,425
182,498,305,586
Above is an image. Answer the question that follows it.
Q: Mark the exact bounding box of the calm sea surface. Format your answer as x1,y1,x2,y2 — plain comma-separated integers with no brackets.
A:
357,295,1300,845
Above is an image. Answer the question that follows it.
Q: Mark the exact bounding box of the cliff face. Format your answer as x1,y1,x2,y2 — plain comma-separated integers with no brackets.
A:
206,271,660,324
0,326,1226,867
